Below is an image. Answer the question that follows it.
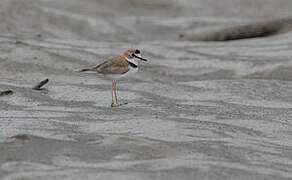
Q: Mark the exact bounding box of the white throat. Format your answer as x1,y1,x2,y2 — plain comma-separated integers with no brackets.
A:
126,57,138,66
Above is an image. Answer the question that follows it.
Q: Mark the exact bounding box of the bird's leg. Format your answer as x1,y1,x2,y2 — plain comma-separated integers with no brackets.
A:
111,82,115,107
113,82,120,106
111,81,120,107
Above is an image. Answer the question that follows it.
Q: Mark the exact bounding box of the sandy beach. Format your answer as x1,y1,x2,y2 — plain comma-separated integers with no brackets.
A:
1,0,292,179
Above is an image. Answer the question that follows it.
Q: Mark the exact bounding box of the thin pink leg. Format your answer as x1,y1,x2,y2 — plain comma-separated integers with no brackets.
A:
113,82,120,106
111,83,115,107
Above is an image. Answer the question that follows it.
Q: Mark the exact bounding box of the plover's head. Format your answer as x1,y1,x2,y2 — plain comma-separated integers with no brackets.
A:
123,48,148,62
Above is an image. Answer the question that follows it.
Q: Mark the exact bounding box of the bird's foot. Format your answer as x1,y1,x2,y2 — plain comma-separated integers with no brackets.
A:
111,102,128,107
111,103,121,107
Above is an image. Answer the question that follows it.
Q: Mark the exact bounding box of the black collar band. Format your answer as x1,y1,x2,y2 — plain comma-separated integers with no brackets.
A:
128,61,138,68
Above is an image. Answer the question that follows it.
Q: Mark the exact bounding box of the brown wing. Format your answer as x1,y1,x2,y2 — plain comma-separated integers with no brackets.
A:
92,56,130,75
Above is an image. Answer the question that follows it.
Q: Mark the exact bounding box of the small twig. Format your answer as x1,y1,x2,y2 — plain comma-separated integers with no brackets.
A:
0,90,13,96
33,79,49,90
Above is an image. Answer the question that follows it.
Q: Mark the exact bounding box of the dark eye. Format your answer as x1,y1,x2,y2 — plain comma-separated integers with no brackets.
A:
131,53,135,56
135,49,140,54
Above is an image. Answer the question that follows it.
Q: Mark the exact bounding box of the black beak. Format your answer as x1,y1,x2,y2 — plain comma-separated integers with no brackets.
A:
132,54,148,61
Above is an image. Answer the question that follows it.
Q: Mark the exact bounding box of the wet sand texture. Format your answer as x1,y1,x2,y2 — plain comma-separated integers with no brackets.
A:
1,0,292,180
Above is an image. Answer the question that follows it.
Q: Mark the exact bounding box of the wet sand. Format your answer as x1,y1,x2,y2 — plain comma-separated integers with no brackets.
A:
1,0,292,179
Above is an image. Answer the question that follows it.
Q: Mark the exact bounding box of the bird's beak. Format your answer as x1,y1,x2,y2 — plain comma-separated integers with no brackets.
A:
133,54,148,61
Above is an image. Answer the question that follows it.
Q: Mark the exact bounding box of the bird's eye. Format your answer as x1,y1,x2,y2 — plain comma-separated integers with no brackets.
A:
135,49,140,54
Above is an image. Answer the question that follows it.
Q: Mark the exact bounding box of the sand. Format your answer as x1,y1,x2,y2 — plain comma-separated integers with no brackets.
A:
1,0,292,179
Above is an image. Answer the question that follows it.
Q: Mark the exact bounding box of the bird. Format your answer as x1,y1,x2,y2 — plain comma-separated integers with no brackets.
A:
77,48,148,107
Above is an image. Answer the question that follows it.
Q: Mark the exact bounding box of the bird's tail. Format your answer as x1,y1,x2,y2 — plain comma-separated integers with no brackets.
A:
74,67,94,72
76,68,90,72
